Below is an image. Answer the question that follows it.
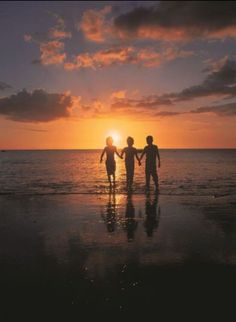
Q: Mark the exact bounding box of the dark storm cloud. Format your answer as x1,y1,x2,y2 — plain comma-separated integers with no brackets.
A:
0,89,74,123
114,1,236,40
0,81,11,90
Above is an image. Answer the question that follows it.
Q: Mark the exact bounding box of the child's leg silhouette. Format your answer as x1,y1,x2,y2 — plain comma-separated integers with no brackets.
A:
128,166,134,188
145,169,150,189
152,171,159,189
126,163,133,189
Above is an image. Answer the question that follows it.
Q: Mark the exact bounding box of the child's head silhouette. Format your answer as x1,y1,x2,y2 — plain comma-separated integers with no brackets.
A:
106,136,113,146
127,136,134,147
146,135,153,145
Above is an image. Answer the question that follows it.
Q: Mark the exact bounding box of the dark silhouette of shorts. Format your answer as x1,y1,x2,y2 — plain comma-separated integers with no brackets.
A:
106,160,116,175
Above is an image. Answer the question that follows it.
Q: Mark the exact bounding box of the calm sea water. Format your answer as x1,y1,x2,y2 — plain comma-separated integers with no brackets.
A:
0,149,236,196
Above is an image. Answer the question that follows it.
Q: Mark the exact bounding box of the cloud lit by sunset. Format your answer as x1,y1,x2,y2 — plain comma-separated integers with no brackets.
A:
1,1,236,149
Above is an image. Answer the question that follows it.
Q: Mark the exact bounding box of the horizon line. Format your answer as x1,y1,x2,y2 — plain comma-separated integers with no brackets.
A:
1,147,236,151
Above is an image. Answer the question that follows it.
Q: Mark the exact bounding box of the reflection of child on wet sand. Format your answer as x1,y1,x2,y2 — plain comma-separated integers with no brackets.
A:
144,194,160,237
100,136,122,185
121,137,141,190
123,193,138,241
101,193,117,232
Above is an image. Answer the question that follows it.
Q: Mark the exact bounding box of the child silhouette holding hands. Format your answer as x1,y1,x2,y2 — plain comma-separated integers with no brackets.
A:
121,136,141,190
140,135,161,192
100,136,122,185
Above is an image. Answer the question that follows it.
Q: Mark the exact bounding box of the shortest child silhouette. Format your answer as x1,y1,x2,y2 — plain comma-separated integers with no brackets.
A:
121,136,141,190
100,136,122,185
140,135,161,192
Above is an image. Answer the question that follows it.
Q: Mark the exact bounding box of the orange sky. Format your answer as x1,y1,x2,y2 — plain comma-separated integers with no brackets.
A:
1,114,236,149
1,2,236,149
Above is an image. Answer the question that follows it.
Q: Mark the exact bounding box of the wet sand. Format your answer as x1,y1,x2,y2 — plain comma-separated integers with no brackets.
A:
0,193,235,319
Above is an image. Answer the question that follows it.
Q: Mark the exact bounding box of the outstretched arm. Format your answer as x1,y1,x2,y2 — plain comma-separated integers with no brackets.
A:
115,147,123,159
100,148,106,163
140,148,146,161
157,147,161,168
120,148,125,159
135,150,141,165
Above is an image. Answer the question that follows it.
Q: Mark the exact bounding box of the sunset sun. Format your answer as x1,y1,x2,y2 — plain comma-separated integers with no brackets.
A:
107,131,121,145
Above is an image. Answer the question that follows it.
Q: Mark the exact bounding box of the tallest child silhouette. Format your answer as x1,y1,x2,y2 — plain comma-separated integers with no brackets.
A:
100,136,123,186
140,136,161,192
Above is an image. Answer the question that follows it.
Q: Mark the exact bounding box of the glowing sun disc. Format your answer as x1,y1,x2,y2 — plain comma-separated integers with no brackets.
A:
107,131,121,145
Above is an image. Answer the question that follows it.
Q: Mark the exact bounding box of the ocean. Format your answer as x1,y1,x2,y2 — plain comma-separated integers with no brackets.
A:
0,149,236,318
1,149,236,196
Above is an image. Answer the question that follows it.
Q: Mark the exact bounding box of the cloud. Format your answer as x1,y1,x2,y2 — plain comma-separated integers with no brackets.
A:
0,81,11,91
25,12,70,66
79,6,112,42
28,38,66,66
163,58,236,102
82,90,173,118
48,29,71,40
82,56,236,119
191,102,236,116
151,102,236,118
110,90,126,99
48,12,72,40
64,45,193,70
79,99,108,118
18,128,48,132
203,56,229,73
64,46,144,70
111,95,172,112
0,89,75,123
25,13,71,43
155,111,183,117
46,12,71,40
25,7,194,69
106,58,236,118
114,1,236,41
36,40,66,65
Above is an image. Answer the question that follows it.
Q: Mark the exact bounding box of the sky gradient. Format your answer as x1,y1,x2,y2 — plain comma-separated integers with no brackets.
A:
1,1,236,149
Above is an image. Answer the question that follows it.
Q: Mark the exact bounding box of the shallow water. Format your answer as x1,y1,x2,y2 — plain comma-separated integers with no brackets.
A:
0,149,236,196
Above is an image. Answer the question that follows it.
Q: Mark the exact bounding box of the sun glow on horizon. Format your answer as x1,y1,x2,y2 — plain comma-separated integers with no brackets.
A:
106,130,121,145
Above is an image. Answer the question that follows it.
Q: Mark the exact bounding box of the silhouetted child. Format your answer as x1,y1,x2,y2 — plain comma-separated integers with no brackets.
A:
100,136,122,185
121,136,141,189
140,135,161,191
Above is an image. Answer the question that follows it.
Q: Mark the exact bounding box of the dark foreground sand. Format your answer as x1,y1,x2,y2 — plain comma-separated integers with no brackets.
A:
0,193,235,319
